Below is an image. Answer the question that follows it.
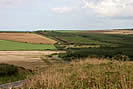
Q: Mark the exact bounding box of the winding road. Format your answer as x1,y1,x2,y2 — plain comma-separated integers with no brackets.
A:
0,80,25,89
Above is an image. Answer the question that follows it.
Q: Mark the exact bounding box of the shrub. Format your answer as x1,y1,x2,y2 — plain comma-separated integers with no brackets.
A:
0,64,18,76
112,54,129,61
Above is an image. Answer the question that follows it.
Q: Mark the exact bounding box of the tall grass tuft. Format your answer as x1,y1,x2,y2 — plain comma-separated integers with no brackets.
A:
24,58,133,89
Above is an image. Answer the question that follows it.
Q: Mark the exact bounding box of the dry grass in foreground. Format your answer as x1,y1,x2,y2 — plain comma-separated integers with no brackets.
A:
24,58,133,89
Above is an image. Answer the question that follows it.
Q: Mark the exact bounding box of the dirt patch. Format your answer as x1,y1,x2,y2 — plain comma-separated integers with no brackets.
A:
0,51,62,70
0,33,56,44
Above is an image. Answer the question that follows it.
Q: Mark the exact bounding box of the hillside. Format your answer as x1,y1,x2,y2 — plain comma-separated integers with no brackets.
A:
0,30,132,89
36,30,133,60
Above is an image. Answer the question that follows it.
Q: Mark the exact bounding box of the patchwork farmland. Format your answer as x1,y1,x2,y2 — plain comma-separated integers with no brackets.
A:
0,32,57,51
36,30,133,60
0,32,59,85
0,30,133,88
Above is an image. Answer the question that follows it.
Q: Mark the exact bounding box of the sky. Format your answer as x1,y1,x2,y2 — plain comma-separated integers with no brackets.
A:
0,0,133,31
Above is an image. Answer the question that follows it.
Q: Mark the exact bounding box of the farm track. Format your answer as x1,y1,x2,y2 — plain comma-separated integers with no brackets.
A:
0,80,25,89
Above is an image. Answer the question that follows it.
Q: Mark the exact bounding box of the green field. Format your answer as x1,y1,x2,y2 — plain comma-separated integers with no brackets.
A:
0,40,56,51
36,30,133,60
36,31,118,46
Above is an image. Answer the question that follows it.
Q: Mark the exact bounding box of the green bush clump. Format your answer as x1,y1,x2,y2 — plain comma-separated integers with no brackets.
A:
113,54,129,61
0,63,32,84
0,64,18,76
59,47,133,61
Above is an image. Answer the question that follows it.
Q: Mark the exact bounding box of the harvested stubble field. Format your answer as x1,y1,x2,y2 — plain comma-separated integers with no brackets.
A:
0,51,65,85
0,51,62,70
0,33,56,44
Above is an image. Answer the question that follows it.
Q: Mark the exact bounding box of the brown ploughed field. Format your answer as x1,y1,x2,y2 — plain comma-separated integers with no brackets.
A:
103,30,133,34
0,33,56,44
87,30,133,35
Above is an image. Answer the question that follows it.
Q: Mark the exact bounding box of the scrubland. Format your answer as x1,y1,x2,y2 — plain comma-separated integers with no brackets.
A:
24,58,133,89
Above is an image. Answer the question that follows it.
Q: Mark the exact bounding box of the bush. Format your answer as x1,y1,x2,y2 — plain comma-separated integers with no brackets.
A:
0,63,33,85
112,54,129,61
0,64,18,76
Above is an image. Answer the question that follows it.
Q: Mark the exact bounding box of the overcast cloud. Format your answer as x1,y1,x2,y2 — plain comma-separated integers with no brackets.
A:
0,0,133,31
83,0,133,17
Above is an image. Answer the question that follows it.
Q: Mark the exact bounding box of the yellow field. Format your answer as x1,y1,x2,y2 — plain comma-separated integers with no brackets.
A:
0,51,62,70
0,33,56,44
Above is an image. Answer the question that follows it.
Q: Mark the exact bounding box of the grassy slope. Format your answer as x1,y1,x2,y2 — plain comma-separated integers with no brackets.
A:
36,31,126,46
24,58,133,89
0,64,32,84
0,40,56,51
